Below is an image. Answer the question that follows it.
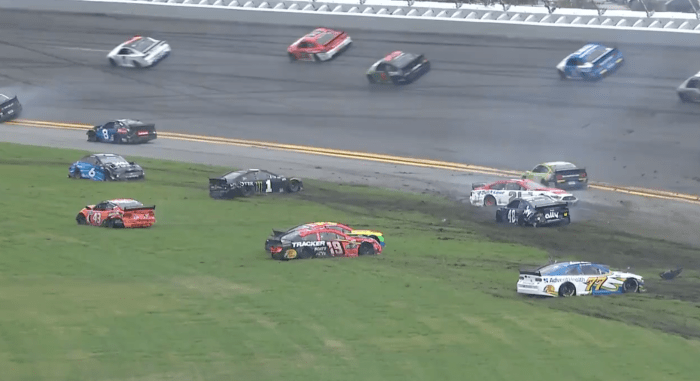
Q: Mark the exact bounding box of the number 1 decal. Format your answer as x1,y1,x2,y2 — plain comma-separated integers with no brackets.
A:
265,179,272,193
326,241,343,255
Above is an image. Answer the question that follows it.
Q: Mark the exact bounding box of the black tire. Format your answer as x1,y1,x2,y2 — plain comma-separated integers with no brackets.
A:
391,76,401,85
70,167,81,179
312,53,320,63
495,210,503,223
367,74,376,84
678,93,691,103
87,130,97,142
105,219,124,229
288,52,297,62
299,247,315,259
358,242,375,256
369,235,381,245
560,216,571,226
133,61,141,68
103,169,114,182
76,214,87,225
241,186,254,197
558,70,566,80
622,278,639,293
558,282,576,297
287,180,302,193
532,213,546,228
114,134,122,144
109,58,117,67
484,195,497,207
540,179,548,186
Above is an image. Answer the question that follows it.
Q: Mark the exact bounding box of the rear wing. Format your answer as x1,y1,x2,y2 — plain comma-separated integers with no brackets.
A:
271,229,286,237
0,95,18,107
324,31,347,46
471,183,486,190
554,168,587,177
143,40,167,54
129,123,156,132
209,178,228,187
592,48,618,64
123,205,155,211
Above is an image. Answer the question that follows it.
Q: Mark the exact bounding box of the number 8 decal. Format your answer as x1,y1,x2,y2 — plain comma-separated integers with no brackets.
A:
327,241,343,255
101,129,110,140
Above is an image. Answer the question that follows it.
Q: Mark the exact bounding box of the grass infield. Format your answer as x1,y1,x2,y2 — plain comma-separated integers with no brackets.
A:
0,142,698,381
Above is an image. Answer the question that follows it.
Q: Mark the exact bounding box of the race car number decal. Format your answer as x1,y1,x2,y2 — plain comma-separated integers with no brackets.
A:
327,241,344,255
380,73,387,81
507,209,518,224
89,212,102,225
508,191,522,203
101,129,110,140
585,276,607,292
88,168,96,178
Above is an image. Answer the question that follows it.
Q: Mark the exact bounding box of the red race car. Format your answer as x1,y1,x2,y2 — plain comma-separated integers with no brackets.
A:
267,227,382,260
287,27,352,62
76,198,156,228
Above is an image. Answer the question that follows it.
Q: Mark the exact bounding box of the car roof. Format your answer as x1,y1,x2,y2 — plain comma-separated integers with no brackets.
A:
519,196,562,206
93,153,121,158
571,43,606,59
108,198,138,203
536,261,607,275
542,161,577,170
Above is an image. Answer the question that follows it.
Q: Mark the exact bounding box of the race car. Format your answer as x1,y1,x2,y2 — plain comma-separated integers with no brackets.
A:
556,43,624,80
287,27,352,62
470,179,578,207
68,153,145,181
0,94,22,122
366,51,430,85
517,261,645,297
76,198,155,228
209,169,303,199
677,71,700,103
265,222,385,252
107,35,171,68
521,161,588,190
495,196,570,227
87,119,157,144
266,226,382,261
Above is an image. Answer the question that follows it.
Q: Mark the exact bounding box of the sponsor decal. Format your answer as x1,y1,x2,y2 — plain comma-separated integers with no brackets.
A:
117,128,128,133
291,241,326,248
137,131,149,136
284,249,297,259
544,211,559,219
544,285,557,296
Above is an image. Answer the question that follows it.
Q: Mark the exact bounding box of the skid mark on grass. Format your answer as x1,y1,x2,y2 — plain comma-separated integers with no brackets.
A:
0,231,88,245
233,306,277,329
371,333,474,352
171,276,260,297
460,315,513,346
307,323,355,361
101,372,199,381
502,314,576,347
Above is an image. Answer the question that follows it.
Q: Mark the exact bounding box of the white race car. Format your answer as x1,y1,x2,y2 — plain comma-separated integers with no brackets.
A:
517,261,645,297
107,36,171,68
470,179,578,207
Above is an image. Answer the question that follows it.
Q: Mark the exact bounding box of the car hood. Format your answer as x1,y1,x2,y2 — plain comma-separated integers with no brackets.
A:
610,270,643,280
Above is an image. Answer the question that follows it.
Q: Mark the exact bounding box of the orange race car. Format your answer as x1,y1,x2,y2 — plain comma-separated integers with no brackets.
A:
76,198,155,228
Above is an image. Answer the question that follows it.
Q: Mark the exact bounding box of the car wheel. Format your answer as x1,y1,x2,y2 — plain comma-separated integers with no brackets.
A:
558,70,566,80
287,180,302,193
367,74,377,84
114,134,122,144
300,247,315,259
483,195,497,207
133,61,142,68
76,214,87,225
561,216,571,226
540,179,548,186
495,211,502,223
87,130,97,142
622,278,639,293
109,58,117,67
288,53,297,62
391,76,401,85
358,242,375,256
678,93,690,103
532,213,545,228
70,167,81,179
241,186,254,197
558,282,576,297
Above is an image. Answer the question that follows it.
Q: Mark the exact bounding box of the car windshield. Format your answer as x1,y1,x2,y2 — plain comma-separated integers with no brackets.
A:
585,47,608,63
222,170,247,181
552,163,577,171
0,94,10,100
315,33,336,46
111,199,143,209
390,53,418,69
281,231,301,242
537,262,574,275
125,37,156,52
99,155,128,165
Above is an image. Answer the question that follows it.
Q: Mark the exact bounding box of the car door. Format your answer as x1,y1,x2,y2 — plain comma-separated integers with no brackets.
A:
81,156,105,181
505,200,520,224
296,41,315,61
505,182,526,203
86,202,111,226
96,122,116,142
254,171,277,193
528,165,549,183
116,48,136,66
564,57,580,78
685,78,700,101
319,231,349,257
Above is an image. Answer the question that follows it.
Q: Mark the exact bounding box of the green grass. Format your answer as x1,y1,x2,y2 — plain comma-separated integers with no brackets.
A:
1,142,699,381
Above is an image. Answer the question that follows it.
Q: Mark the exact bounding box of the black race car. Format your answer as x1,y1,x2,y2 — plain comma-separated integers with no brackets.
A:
209,169,303,199
496,196,570,227
87,119,157,144
0,94,22,122
366,50,430,85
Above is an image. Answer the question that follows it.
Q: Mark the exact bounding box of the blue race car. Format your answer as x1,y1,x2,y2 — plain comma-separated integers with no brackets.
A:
556,43,623,81
87,119,157,144
68,153,145,181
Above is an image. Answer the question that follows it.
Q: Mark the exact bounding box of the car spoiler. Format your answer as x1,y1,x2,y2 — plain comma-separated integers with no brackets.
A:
325,31,347,46
130,123,156,131
123,205,156,211
143,40,167,54
471,182,486,190
593,48,618,64
519,269,542,276
0,95,18,107
271,229,286,237
554,168,586,177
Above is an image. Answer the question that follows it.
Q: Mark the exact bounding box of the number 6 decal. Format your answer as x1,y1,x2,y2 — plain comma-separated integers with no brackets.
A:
88,167,96,178
326,241,343,255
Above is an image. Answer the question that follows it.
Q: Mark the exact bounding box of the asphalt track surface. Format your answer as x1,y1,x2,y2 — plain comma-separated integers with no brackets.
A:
0,10,699,194
0,10,699,248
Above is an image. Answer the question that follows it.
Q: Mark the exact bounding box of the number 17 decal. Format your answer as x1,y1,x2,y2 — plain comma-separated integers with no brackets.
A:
326,241,343,255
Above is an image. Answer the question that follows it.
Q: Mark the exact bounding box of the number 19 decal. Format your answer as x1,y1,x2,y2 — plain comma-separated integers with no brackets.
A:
326,241,343,255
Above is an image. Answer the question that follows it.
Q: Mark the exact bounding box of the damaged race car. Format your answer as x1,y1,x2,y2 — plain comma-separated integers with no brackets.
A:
265,222,385,252
495,196,570,227
209,169,302,199
287,27,352,62
76,198,155,228
517,261,645,297
266,226,382,261
87,119,157,144
68,153,144,181
521,161,588,190
0,93,22,122
470,179,578,207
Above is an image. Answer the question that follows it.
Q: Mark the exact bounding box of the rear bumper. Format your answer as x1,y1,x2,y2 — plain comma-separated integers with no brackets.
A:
517,283,555,297
209,188,238,199
123,219,155,228
124,132,157,144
